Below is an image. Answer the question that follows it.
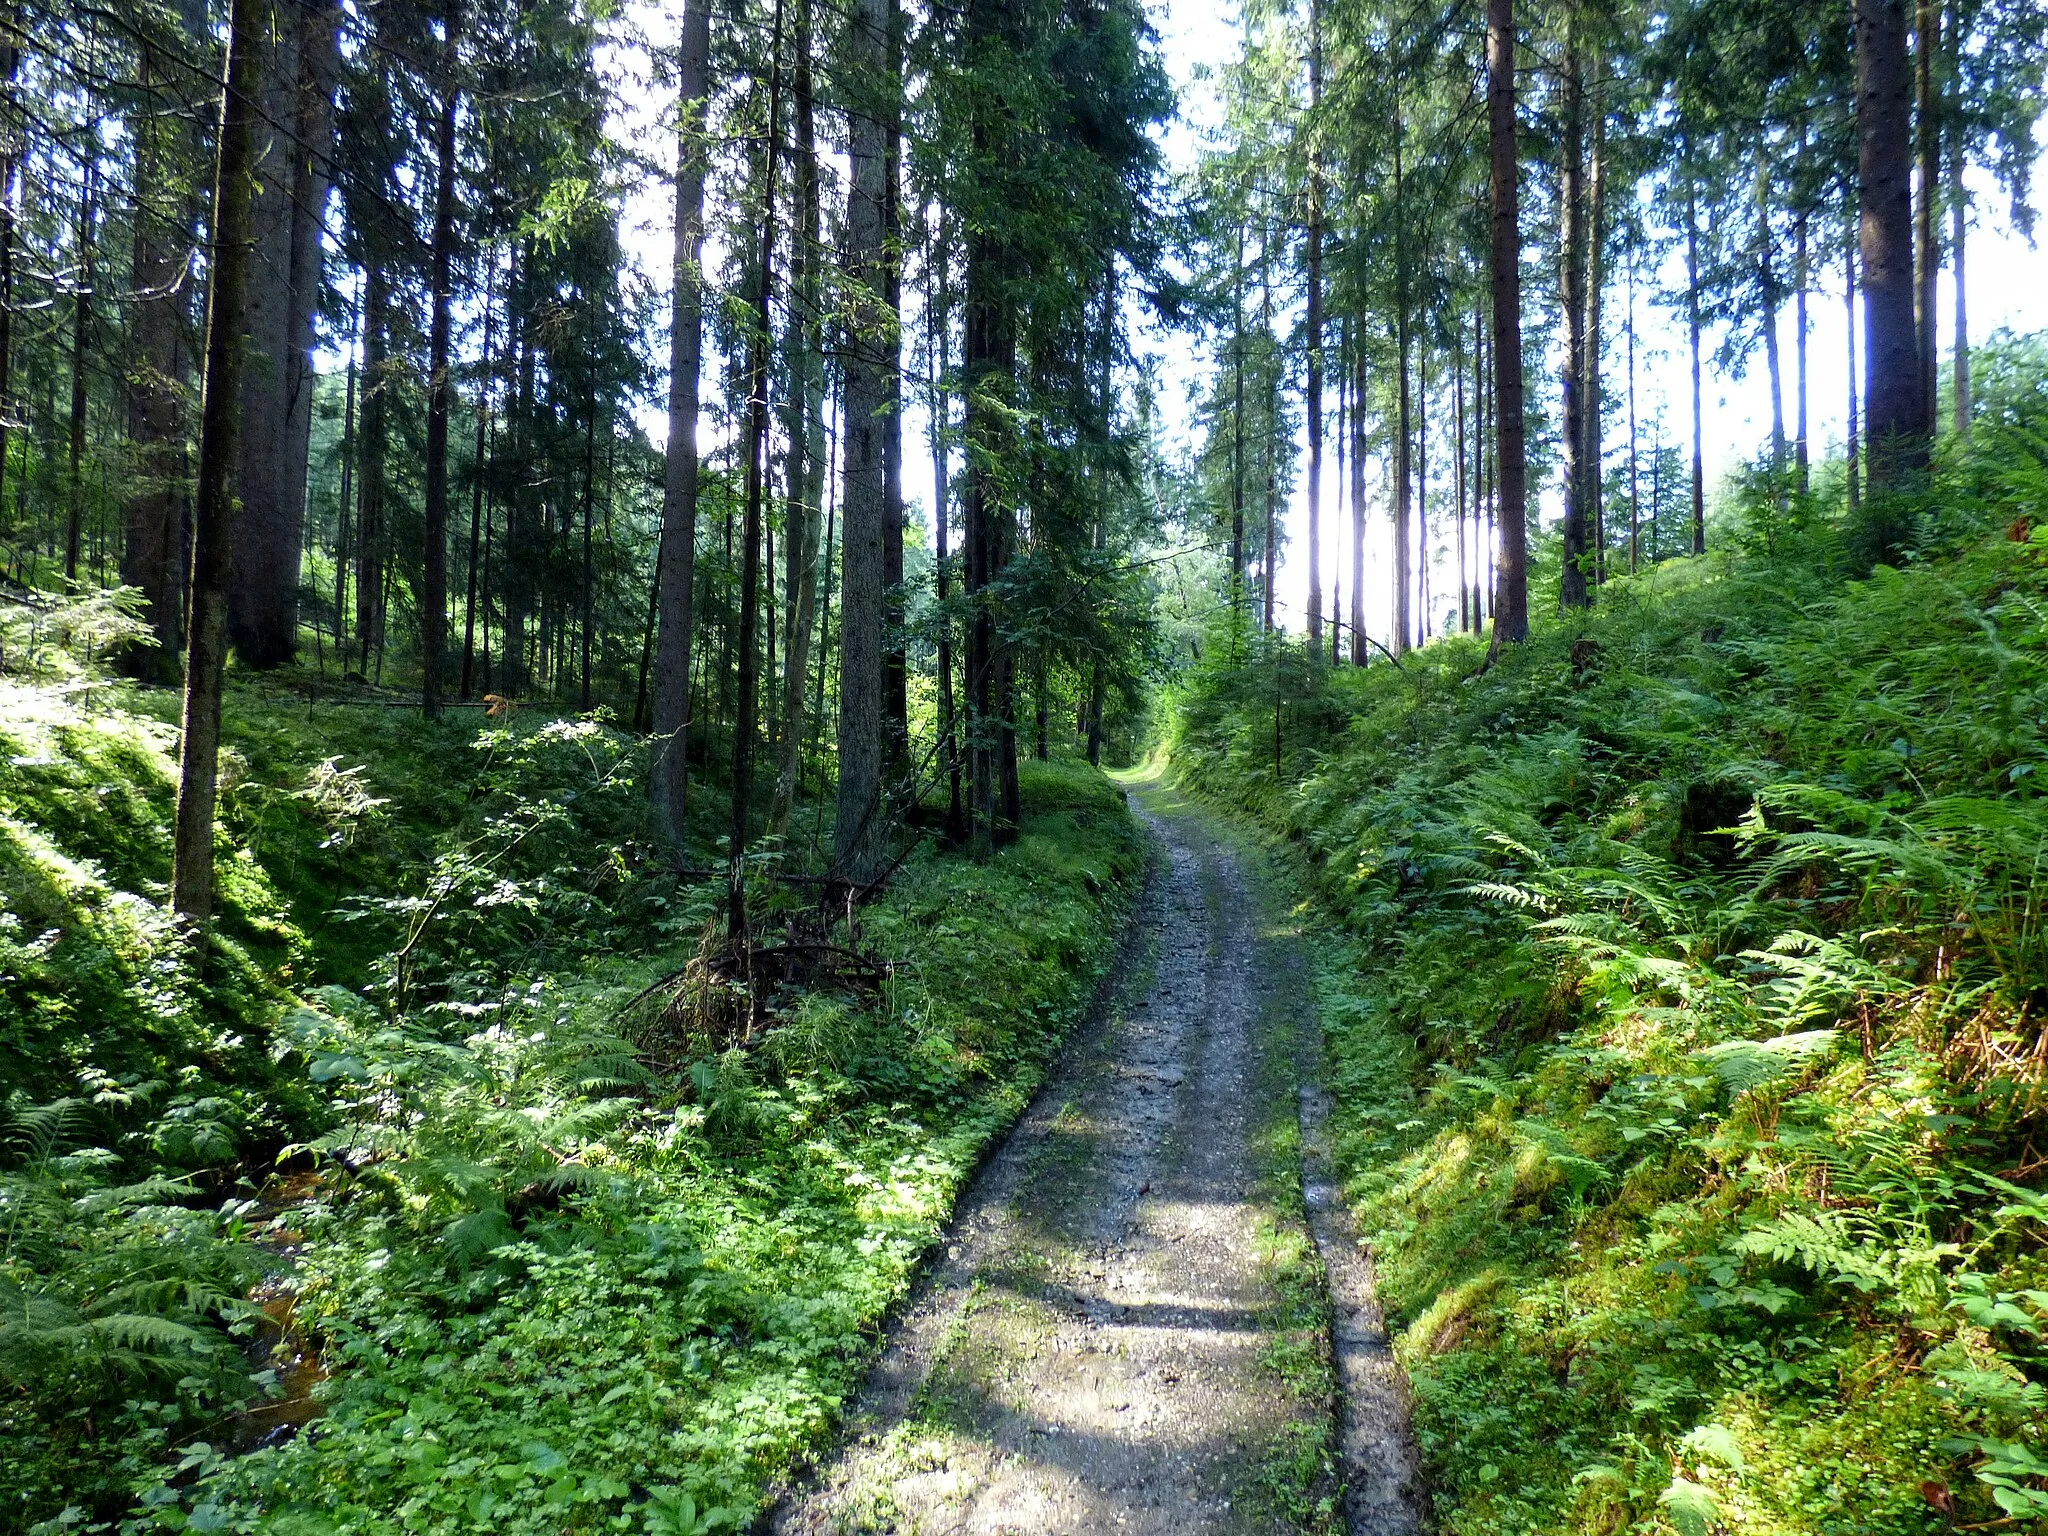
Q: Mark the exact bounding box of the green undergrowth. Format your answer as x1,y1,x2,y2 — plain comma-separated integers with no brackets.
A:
1171,342,2048,1535
1,657,1142,1536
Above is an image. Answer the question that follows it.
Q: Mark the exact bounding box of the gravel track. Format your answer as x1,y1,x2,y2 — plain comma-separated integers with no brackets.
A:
769,781,1422,1536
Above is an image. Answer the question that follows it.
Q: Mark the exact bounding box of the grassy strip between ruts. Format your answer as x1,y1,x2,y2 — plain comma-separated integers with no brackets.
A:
1166,384,2048,1533
1,673,1144,1536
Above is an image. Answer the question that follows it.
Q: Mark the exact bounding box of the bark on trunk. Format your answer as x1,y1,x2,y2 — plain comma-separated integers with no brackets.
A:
1456,322,1468,631
1846,226,1861,511
461,255,494,699
1858,0,1928,488
173,0,263,925
125,33,188,663
1948,1,1969,439
1417,346,1429,638
64,167,93,585
356,263,389,673
880,4,908,776
230,0,337,669
769,0,823,838
1230,223,1246,648
1914,0,1939,437
1761,188,1788,510
963,242,1012,855
1303,0,1324,651
1586,78,1606,584
928,221,965,838
1334,317,1348,653
333,341,354,661
1795,206,1810,493
0,3,16,535
834,0,894,880
1626,263,1640,570
730,0,786,944
652,0,712,845
1262,231,1278,637
1558,29,1589,611
1392,122,1412,653
421,0,460,719
1347,336,1365,663
1685,173,1706,553
503,245,533,693
1487,0,1529,649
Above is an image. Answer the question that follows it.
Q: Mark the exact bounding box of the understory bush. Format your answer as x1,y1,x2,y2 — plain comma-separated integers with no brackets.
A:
1171,338,2048,1535
1,659,1142,1535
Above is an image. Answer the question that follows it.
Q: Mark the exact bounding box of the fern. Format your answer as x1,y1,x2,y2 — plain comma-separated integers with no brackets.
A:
1697,1029,1839,1099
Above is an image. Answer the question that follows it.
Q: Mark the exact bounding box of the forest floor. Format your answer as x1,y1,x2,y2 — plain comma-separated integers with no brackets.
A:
771,775,1423,1536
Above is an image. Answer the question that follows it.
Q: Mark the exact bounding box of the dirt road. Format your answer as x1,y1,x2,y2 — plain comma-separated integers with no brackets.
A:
772,779,1422,1536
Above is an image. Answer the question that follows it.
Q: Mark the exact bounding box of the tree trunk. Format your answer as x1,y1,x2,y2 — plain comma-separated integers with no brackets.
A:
1558,25,1588,611
1948,0,1969,439
1484,305,1497,616
880,3,908,777
461,256,494,699
1333,318,1346,655
1260,221,1277,636
1486,0,1529,650
962,239,1011,854
173,0,263,926
928,221,965,838
579,403,595,710
1473,300,1487,618
962,0,1021,854
503,244,534,693
729,0,786,944
1685,172,1706,553
1392,122,1412,653
1586,76,1606,585
1417,345,1429,640
333,338,355,662
0,2,16,538
1760,188,1787,510
834,0,894,881
1455,321,1468,632
1914,0,1939,437
64,166,93,585
356,263,389,673
769,0,823,838
652,0,712,845
634,539,660,730
1845,225,1861,511
479,455,493,691
1626,261,1640,570
1303,0,1324,652
1230,222,1247,649
1858,0,1928,488
421,0,461,719
814,382,839,799
1795,205,1810,493
231,0,337,669
1349,328,1366,664
125,33,187,663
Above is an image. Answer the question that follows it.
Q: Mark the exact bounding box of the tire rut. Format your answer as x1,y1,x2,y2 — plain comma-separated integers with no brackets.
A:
768,784,1421,1535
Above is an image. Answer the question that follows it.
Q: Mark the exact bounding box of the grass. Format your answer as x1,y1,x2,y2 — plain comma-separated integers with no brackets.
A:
1167,336,2048,1535
0,655,1144,1536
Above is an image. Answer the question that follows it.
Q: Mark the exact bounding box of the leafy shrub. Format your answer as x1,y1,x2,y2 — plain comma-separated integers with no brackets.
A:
0,632,1144,1536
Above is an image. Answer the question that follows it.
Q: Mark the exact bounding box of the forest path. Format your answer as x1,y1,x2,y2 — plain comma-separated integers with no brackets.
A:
770,777,1422,1536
